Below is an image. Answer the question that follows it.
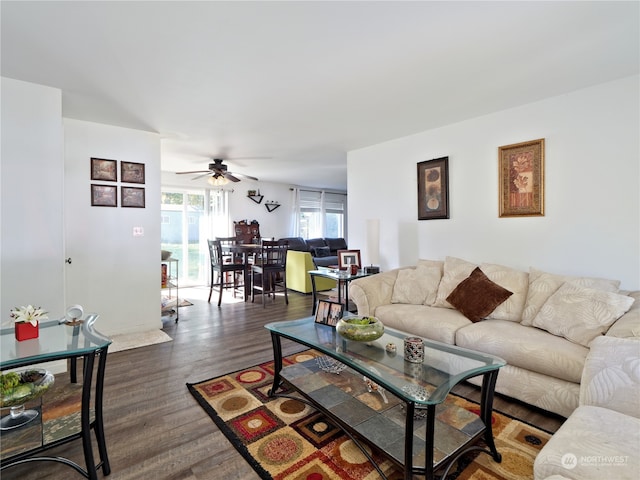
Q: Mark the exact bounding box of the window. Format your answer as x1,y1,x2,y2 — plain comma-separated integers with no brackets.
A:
294,189,346,240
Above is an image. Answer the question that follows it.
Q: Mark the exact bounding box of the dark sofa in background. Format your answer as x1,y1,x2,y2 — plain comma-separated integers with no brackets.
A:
279,237,347,267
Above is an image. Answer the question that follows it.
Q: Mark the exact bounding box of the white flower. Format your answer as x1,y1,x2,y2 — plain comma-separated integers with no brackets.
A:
10,305,48,326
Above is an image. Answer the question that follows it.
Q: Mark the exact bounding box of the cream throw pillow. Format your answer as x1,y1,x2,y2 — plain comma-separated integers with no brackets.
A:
391,263,442,305
480,263,529,322
521,268,621,326
532,283,635,347
434,256,477,308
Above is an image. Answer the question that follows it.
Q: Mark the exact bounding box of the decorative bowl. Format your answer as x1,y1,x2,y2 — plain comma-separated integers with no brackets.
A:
0,369,54,408
336,316,384,342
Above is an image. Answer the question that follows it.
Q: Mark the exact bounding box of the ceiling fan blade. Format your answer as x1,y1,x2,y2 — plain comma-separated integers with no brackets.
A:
176,170,210,175
191,172,212,180
229,172,259,181
223,172,241,182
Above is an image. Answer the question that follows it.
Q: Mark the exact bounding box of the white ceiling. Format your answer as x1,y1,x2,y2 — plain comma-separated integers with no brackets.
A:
2,1,638,191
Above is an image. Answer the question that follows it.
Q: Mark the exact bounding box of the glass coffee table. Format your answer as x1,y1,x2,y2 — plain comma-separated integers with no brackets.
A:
265,317,506,480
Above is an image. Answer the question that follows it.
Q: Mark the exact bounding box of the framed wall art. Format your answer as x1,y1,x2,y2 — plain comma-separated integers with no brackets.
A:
314,300,344,326
337,249,361,269
91,184,117,207
121,186,145,208
417,156,449,220
90,158,117,182
498,138,545,217
121,161,145,184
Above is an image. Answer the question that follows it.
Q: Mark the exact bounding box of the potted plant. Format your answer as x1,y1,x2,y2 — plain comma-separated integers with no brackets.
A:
10,305,47,341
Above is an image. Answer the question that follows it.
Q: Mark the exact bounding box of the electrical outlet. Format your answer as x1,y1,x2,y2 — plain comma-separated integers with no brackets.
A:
133,227,144,237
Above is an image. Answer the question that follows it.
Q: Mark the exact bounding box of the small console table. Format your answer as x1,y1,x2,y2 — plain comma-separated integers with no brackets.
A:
0,315,111,479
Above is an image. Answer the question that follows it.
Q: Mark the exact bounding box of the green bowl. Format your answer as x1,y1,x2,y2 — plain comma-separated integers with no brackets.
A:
336,316,384,342
0,369,54,408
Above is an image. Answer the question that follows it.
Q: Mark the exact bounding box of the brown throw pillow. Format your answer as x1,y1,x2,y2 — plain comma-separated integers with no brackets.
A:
447,267,513,322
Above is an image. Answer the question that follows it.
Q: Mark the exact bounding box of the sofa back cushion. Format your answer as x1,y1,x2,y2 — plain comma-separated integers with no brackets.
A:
521,268,621,326
312,246,332,258
325,237,347,253
434,256,528,322
531,283,634,347
280,237,309,252
306,238,328,250
390,261,442,306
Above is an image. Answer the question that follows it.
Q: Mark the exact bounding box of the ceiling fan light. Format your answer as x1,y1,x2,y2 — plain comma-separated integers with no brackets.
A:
208,175,229,186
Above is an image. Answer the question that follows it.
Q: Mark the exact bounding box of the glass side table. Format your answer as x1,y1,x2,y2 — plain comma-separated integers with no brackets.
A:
0,315,112,480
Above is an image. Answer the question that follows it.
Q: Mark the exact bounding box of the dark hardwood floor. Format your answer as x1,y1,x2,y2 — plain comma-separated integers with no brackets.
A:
2,286,564,480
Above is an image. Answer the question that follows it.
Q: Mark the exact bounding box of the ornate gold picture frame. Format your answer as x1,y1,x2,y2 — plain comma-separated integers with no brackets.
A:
499,139,545,217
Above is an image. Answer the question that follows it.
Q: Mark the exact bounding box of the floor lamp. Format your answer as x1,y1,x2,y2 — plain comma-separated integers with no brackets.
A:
365,219,380,274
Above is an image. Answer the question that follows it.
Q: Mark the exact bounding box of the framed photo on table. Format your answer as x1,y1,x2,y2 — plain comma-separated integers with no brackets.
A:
315,300,344,326
337,249,361,269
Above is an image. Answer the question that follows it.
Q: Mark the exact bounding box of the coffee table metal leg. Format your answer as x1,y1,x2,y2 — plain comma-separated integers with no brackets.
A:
480,370,502,462
268,333,283,396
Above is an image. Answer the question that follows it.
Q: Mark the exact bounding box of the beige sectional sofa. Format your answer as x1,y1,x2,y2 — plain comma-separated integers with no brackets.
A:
349,256,639,418
534,335,640,479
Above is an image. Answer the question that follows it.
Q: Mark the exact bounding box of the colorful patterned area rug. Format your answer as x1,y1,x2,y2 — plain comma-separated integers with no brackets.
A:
187,350,551,480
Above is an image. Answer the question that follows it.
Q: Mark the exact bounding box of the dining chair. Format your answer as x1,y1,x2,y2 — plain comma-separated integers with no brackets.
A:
207,239,247,307
251,239,289,307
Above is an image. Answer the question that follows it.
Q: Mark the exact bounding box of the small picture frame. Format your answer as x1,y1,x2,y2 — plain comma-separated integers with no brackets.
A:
90,158,117,182
121,186,145,208
498,138,545,217
315,300,344,326
121,161,146,184
337,249,361,270
91,184,117,207
417,156,449,220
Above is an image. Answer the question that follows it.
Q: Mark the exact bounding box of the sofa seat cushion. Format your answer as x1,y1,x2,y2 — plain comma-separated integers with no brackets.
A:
456,320,588,384
534,405,640,480
374,304,471,344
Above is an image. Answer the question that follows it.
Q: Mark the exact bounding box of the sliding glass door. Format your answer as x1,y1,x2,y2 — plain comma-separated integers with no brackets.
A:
161,188,229,286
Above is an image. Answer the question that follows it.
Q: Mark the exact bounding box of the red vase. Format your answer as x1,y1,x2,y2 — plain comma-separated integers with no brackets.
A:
15,322,39,341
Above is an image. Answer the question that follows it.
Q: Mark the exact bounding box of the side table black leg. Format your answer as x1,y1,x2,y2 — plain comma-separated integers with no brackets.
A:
81,353,99,480
94,348,111,475
480,370,502,462
268,333,283,396
310,275,318,315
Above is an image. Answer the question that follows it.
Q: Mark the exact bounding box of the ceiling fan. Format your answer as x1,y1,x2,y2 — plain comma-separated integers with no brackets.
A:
175,158,258,184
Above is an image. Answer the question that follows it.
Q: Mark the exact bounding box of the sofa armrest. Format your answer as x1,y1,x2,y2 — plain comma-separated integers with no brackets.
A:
579,336,640,418
348,269,400,316
606,291,640,339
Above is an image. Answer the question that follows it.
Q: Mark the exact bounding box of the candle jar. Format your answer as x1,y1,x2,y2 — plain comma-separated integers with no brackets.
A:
404,336,424,363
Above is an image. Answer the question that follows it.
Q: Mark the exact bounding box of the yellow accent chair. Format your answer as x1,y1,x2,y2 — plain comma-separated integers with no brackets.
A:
286,250,337,294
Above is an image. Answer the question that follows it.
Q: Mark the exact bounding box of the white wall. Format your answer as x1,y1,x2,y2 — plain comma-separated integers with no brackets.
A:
64,119,162,336
1,78,65,322
161,171,294,239
348,75,640,290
